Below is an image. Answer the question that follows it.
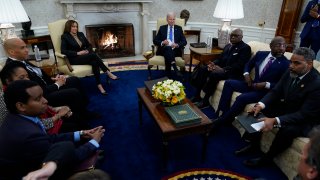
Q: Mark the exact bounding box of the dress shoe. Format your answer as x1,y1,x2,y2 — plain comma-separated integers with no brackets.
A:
243,157,273,168
176,71,183,78
234,144,260,156
196,100,210,109
101,91,108,95
190,96,202,103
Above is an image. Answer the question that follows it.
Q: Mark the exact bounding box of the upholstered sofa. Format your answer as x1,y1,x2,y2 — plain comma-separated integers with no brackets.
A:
207,41,320,179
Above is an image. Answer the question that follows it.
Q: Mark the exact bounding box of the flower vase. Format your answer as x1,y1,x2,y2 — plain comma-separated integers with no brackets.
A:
161,100,182,107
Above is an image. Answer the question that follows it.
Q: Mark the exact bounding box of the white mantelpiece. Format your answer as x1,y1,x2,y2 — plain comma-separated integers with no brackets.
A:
60,0,152,54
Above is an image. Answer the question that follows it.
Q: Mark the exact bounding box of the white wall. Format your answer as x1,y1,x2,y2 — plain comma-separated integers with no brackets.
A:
0,0,311,62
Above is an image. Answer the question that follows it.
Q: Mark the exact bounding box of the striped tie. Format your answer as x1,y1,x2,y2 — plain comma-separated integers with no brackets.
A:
260,57,274,77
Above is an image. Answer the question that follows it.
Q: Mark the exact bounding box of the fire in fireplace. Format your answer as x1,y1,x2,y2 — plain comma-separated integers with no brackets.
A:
85,23,135,59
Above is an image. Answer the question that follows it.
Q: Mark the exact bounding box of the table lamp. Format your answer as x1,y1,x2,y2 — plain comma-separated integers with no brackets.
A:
0,0,29,43
213,0,244,49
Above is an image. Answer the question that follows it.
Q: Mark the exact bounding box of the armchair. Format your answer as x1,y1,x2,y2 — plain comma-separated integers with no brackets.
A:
145,18,186,79
48,19,109,77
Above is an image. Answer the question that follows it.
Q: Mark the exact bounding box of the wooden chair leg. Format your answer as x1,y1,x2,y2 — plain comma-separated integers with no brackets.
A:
148,65,153,80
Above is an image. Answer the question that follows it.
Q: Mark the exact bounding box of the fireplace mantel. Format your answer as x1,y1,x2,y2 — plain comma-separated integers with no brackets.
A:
60,0,152,53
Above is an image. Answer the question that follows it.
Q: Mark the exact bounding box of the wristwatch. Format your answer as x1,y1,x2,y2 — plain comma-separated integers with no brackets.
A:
79,130,84,136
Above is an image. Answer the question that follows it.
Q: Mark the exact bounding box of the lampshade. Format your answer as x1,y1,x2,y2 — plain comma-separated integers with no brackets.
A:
0,0,29,43
213,0,244,20
213,0,244,49
0,0,29,23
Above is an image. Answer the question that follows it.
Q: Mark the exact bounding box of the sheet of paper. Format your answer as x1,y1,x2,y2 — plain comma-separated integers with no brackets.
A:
251,121,265,131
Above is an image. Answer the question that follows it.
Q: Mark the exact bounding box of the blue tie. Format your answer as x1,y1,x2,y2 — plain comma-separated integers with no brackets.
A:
169,26,173,42
35,117,47,134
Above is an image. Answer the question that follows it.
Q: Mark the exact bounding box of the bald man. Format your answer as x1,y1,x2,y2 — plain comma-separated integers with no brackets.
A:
3,38,91,122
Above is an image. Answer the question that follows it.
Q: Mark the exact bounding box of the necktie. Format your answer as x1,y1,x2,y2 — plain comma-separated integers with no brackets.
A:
290,77,300,90
169,26,173,42
36,118,47,134
260,57,275,77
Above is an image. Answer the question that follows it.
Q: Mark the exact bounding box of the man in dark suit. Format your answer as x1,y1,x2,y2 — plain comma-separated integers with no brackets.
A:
300,0,320,57
214,36,289,126
0,80,105,179
237,47,320,168
153,12,187,77
3,38,89,116
191,28,251,109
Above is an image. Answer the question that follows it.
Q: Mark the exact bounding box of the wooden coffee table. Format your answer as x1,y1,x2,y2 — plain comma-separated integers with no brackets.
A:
137,88,212,167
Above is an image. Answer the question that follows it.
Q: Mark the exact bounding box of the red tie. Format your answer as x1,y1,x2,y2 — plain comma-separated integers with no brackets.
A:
260,57,274,77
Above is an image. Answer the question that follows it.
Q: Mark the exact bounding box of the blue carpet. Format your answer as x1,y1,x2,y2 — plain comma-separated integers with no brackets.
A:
80,70,288,180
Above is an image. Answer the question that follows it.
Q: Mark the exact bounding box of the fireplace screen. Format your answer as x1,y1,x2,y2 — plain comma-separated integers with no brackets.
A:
85,23,135,59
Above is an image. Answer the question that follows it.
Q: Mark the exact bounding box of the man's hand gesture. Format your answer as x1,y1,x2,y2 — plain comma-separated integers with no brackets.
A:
81,126,105,143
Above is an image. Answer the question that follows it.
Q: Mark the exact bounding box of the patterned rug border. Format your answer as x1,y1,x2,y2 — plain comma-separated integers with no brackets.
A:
162,168,252,180
107,60,194,72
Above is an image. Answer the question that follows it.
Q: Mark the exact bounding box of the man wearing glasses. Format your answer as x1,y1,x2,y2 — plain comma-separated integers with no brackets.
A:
213,36,290,130
191,28,251,109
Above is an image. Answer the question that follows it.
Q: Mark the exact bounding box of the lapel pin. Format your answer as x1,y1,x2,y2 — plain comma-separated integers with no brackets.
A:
301,84,304,88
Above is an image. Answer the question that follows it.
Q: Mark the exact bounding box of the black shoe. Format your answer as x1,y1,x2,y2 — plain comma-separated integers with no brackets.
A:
211,117,223,126
190,96,202,103
176,71,183,78
101,91,108,95
234,144,260,156
196,100,210,109
243,157,272,168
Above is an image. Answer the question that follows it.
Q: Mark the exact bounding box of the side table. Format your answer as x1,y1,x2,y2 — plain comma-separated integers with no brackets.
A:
28,59,57,77
189,46,223,74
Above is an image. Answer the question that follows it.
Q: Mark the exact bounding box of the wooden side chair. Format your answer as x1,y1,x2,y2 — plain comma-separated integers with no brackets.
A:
145,18,186,79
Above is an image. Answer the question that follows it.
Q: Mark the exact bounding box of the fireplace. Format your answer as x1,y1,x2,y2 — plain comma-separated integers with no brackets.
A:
85,23,135,58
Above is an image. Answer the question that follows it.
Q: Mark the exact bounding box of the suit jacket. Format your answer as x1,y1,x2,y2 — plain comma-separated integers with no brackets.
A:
61,32,93,60
261,68,320,130
153,25,187,57
244,51,290,89
0,113,96,179
300,0,320,40
6,58,58,94
213,41,251,79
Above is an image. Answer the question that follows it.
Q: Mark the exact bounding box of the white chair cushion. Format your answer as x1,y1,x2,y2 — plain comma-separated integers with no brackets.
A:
148,56,185,67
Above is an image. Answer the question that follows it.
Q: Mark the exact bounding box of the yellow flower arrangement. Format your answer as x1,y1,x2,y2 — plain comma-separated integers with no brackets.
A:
152,79,186,106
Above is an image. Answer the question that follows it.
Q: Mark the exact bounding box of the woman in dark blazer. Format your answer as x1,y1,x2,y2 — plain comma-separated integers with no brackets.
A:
61,20,118,95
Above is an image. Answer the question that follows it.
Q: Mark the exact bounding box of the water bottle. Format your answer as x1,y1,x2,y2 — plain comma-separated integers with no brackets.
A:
206,36,212,53
34,45,42,66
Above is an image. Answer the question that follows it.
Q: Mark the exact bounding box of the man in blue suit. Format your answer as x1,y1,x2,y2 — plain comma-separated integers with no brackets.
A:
0,80,105,179
300,0,320,56
213,36,289,126
153,12,187,77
